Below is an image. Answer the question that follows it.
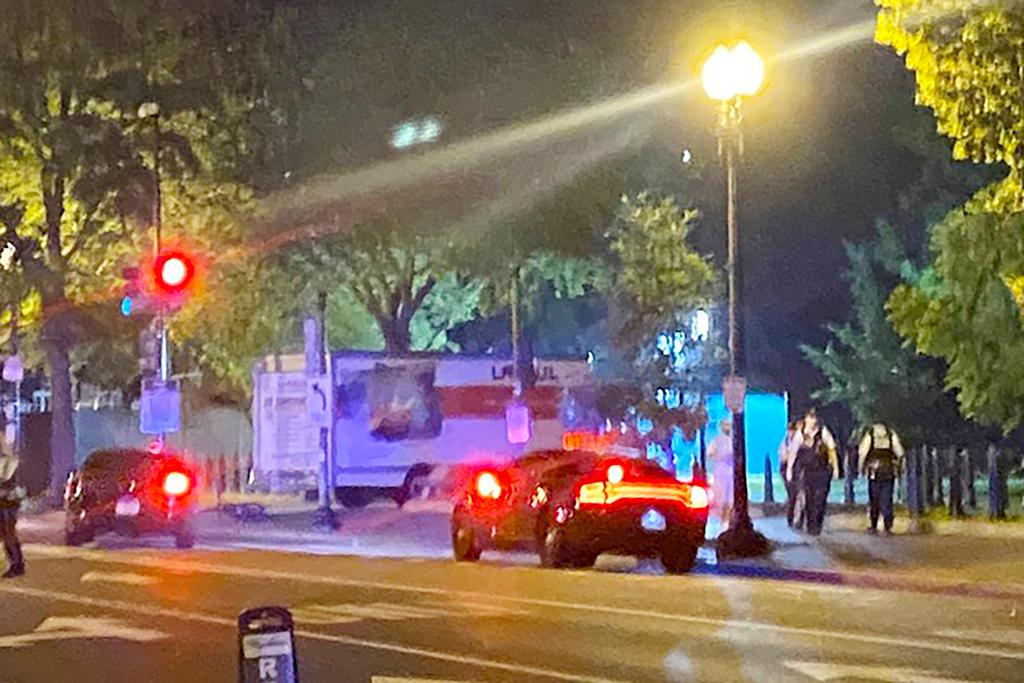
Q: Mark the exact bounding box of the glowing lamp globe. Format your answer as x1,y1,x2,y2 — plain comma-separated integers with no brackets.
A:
702,41,765,102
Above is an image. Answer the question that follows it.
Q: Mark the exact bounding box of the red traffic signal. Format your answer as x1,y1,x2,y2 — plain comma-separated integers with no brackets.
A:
153,251,195,294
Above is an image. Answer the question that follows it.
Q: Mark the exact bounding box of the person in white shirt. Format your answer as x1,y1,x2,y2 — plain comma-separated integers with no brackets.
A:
858,422,905,534
788,408,839,536
707,419,734,529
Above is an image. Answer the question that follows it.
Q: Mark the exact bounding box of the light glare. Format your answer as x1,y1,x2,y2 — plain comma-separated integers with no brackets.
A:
701,41,765,101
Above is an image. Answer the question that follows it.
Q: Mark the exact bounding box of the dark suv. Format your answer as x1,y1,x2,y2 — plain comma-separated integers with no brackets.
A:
64,448,198,548
451,449,709,573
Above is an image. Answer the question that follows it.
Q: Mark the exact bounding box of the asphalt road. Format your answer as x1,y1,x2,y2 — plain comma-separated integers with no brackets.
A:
2,525,1023,683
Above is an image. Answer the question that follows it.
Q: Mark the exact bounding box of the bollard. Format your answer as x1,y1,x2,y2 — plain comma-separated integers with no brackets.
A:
948,448,964,518
987,444,1006,520
764,454,775,505
966,450,977,510
238,606,298,683
844,446,856,506
906,446,920,521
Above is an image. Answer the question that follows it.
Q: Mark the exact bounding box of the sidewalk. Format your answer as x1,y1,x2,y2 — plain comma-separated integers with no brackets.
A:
733,509,1024,600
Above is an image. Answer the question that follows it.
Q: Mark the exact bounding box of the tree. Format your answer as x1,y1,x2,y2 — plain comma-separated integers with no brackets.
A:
888,210,1024,433
802,223,964,445
876,0,1024,211
0,1,285,500
281,219,481,353
602,192,718,449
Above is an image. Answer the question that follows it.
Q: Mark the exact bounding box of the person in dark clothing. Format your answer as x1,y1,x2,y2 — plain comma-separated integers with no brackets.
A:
779,421,802,528
787,408,839,536
0,453,25,578
858,423,905,534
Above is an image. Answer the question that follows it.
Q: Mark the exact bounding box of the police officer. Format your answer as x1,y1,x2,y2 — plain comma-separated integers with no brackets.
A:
779,422,801,528
858,422,905,534
0,451,25,578
787,408,839,536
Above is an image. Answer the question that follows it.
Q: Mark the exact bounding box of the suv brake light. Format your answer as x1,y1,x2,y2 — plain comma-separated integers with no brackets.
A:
474,471,503,500
163,471,191,497
577,480,709,509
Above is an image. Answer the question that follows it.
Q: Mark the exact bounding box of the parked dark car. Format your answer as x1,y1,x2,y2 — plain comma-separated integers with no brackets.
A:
63,447,198,548
451,449,709,573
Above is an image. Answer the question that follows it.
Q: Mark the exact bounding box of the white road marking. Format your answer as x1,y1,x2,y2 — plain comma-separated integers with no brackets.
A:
785,660,984,683
372,678,475,683
0,616,167,649
25,544,1024,663
293,600,528,625
935,629,1024,647
80,570,158,586
0,584,623,683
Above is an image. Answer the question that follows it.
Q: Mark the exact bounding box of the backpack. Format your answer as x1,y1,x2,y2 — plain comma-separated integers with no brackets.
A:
865,425,897,480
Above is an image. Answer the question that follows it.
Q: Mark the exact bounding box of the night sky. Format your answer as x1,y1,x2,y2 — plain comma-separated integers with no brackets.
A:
274,0,942,409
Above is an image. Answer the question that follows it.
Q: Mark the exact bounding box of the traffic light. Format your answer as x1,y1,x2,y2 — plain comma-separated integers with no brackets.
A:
153,251,195,295
119,249,199,317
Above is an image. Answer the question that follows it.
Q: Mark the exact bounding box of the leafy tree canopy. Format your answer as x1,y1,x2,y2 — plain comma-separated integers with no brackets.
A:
888,209,1024,433
802,222,966,445
876,0,1024,211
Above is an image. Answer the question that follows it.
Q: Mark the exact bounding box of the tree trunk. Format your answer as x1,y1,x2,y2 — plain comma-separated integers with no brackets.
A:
381,318,412,353
43,310,76,506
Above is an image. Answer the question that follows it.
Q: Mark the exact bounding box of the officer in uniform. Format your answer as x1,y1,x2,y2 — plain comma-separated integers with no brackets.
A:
0,451,25,578
858,422,904,534
787,408,839,536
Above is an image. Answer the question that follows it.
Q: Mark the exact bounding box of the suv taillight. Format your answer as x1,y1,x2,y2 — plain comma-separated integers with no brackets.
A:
474,471,503,500
163,471,191,497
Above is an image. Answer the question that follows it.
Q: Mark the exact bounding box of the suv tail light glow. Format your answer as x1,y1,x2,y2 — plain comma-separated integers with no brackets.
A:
163,471,191,497
577,480,709,509
474,471,503,500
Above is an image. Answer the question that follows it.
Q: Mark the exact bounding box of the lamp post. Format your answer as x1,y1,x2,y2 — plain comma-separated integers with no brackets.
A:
701,41,770,558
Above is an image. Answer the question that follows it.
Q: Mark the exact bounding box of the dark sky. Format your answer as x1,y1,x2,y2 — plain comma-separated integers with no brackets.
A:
275,0,939,406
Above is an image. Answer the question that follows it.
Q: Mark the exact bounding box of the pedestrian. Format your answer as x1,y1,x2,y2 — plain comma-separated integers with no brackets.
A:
858,422,905,534
0,451,26,578
787,408,839,536
707,419,734,529
779,421,802,528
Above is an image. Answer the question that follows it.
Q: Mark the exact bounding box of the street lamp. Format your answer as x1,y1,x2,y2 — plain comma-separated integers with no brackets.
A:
702,41,770,558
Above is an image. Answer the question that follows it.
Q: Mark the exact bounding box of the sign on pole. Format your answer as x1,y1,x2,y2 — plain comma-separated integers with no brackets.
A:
306,375,330,427
3,355,23,383
238,606,298,683
723,375,747,414
140,378,181,434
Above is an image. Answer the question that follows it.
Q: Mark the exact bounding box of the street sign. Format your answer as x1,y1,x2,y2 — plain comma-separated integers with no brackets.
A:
3,354,23,383
306,376,330,427
140,378,181,434
505,401,532,445
723,375,747,413
238,606,298,683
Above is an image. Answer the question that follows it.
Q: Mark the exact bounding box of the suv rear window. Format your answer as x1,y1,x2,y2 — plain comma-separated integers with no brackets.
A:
82,449,163,478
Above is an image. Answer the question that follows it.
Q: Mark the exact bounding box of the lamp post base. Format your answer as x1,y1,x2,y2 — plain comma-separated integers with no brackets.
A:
312,505,340,532
716,520,771,559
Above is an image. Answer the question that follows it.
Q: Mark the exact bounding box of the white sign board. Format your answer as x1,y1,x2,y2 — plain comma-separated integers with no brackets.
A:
723,375,747,414
2,355,23,383
140,379,181,434
254,372,321,473
306,376,330,427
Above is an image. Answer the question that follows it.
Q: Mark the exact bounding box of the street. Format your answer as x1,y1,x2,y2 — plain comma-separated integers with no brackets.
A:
3,505,1022,682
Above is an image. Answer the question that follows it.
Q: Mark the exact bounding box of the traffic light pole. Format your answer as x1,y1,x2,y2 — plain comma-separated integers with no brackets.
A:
149,102,169,449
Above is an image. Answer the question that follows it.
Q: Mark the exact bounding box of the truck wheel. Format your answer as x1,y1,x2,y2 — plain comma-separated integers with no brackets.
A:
338,488,374,509
452,522,481,562
396,464,434,508
661,542,699,574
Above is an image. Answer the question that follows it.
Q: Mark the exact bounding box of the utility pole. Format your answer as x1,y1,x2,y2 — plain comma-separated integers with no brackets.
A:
307,291,338,531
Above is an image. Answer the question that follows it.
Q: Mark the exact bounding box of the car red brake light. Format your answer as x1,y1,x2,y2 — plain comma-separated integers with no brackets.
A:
163,471,191,497
474,471,503,500
576,479,709,509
